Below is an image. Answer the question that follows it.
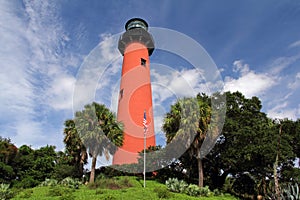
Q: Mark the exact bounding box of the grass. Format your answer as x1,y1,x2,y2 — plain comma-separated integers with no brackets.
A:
12,176,238,200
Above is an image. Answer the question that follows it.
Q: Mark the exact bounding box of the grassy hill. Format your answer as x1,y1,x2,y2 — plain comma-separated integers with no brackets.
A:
12,176,238,200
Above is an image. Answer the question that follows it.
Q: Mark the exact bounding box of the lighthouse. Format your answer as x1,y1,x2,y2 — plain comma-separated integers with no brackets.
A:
113,18,156,165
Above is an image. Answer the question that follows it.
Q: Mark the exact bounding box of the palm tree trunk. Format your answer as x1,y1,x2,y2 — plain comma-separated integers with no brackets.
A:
79,150,87,177
198,157,204,188
89,155,97,183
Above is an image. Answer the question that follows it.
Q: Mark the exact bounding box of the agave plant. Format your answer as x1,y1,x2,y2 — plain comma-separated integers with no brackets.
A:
40,178,58,187
281,183,300,200
0,183,13,200
165,178,188,193
60,177,81,189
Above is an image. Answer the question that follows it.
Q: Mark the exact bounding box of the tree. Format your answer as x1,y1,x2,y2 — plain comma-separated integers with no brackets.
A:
162,94,213,187
63,119,87,178
74,102,123,183
206,92,295,194
13,145,57,188
0,137,17,183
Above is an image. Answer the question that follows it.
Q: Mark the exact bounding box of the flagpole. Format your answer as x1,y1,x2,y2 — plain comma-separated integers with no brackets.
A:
144,126,146,188
143,110,147,188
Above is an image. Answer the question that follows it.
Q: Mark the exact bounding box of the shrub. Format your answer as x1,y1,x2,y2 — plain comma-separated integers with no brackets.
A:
154,187,173,199
199,185,212,197
47,186,64,197
281,183,300,200
47,186,74,197
40,178,58,187
185,184,201,197
60,177,81,189
13,176,39,188
165,178,188,193
89,176,133,190
213,188,223,196
18,189,33,198
0,183,14,200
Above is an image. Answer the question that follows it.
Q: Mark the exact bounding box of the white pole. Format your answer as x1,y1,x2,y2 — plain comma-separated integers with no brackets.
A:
143,128,146,188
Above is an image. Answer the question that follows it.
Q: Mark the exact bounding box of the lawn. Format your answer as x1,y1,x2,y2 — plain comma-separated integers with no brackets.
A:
12,177,238,200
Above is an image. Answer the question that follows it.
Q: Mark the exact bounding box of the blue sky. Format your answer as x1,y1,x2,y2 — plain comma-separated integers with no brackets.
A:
1,0,300,153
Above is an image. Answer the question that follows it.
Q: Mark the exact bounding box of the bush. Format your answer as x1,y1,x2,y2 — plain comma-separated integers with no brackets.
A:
199,185,212,197
154,187,173,199
185,184,201,197
165,178,188,193
89,176,133,190
47,186,74,197
213,188,223,196
17,189,33,198
281,183,300,200
40,178,58,187
60,177,81,189
0,183,14,200
47,186,64,197
12,176,39,188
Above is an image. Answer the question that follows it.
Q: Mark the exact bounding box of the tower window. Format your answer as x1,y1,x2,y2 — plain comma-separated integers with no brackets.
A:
119,89,124,100
141,58,146,67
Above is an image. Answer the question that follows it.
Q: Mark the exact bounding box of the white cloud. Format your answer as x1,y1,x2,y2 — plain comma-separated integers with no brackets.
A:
73,33,121,113
288,72,300,90
268,55,300,75
289,40,300,48
0,1,38,141
267,101,299,120
151,65,206,103
0,1,81,148
47,74,76,110
224,60,276,98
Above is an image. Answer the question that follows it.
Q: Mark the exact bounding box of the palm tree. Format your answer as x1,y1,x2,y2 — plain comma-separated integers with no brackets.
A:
63,119,87,178
163,94,212,187
74,102,123,183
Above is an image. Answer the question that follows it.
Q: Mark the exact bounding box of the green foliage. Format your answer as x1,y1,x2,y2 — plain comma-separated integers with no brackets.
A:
185,184,201,196
12,145,58,188
232,173,256,196
222,177,235,194
163,93,225,187
39,178,58,187
185,184,212,197
0,137,17,183
153,187,173,199
60,177,81,189
88,176,133,190
51,163,77,181
165,177,213,197
63,119,87,179
213,188,222,196
281,183,300,200
47,186,74,197
165,178,188,193
199,185,212,197
0,183,14,200
11,176,238,200
12,176,39,189
40,177,81,189
0,162,14,183
17,189,33,198
102,194,116,200
74,102,124,183
59,192,75,200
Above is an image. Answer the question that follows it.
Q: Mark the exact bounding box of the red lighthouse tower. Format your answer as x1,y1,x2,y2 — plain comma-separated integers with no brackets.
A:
113,18,156,165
